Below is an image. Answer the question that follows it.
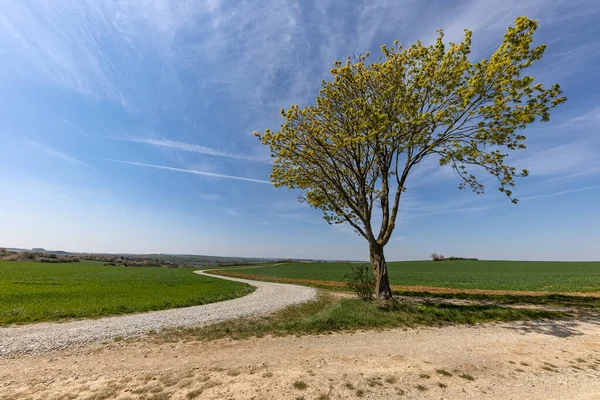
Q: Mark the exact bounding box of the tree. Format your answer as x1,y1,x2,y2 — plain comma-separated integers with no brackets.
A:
255,17,566,299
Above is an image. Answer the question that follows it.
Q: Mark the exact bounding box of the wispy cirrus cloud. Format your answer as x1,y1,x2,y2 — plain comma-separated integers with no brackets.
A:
570,105,600,124
514,141,600,179
401,206,488,220
123,136,269,163
225,208,241,217
26,141,92,169
519,185,600,201
198,193,222,201
99,159,271,184
273,212,322,225
60,118,90,136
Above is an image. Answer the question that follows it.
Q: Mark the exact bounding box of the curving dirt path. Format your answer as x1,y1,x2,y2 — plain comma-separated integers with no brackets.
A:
0,270,316,357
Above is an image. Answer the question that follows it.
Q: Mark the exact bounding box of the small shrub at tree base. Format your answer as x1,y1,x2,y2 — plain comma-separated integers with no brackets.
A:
344,263,375,301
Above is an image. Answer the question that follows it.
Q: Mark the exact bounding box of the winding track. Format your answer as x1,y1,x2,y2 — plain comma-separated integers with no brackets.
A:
0,269,317,357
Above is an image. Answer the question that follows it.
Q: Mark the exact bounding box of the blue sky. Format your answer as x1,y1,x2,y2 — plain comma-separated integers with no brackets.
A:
1,0,599,261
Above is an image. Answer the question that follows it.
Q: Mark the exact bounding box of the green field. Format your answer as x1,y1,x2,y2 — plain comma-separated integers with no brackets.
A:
223,260,600,293
0,261,253,325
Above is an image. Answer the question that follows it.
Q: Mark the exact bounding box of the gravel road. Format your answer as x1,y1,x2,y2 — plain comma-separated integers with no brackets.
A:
0,270,317,357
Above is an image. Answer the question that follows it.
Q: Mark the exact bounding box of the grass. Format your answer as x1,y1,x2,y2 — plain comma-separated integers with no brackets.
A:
161,294,565,341
366,377,383,387
0,260,254,325
293,381,308,390
220,260,600,293
458,373,475,381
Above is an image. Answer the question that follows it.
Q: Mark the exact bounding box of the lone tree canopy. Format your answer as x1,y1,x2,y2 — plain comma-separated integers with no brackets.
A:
255,17,566,299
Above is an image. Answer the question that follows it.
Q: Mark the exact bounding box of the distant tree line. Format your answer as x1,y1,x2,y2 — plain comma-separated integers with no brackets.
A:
431,253,478,262
0,248,315,268
0,250,80,263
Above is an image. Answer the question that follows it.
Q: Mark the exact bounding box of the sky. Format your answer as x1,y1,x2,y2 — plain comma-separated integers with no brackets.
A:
1,0,599,261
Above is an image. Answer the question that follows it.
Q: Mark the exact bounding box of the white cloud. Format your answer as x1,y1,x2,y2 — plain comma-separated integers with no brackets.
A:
60,119,89,136
224,208,241,217
273,212,322,225
271,200,308,212
520,185,600,201
123,136,269,163
273,212,302,219
100,159,272,184
198,193,222,201
401,206,487,220
515,141,600,178
26,141,92,169
330,223,364,241
570,106,600,124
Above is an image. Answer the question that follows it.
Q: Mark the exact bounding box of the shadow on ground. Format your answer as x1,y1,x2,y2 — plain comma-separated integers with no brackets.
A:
503,313,600,338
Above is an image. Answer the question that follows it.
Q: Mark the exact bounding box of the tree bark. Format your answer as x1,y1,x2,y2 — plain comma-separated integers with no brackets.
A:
369,243,393,299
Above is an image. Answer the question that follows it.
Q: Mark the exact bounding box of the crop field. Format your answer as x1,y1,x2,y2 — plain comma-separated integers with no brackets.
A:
0,260,253,325
220,260,600,293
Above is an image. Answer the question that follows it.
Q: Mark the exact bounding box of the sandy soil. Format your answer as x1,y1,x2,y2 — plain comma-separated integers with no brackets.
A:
2,318,600,400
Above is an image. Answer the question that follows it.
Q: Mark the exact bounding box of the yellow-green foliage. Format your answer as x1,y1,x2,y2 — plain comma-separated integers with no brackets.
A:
255,17,565,248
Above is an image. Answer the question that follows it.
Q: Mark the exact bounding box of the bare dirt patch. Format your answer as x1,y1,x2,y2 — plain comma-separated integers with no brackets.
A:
2,319,600,399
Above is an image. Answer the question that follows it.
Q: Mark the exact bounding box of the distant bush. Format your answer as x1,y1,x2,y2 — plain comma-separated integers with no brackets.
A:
2,253,19,261
0,248,7,255
24,252,39,260
48,253,58,259
431,253,445,261
39,257,80,263
344,263,375,301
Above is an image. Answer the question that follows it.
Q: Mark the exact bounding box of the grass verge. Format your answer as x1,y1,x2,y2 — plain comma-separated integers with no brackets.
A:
160,294,566,341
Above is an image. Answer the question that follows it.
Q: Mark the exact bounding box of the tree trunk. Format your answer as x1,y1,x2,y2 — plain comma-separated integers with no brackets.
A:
369,243,393,299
